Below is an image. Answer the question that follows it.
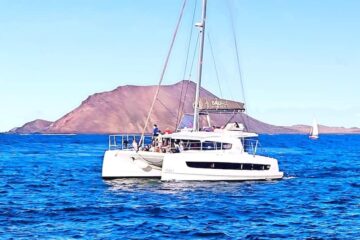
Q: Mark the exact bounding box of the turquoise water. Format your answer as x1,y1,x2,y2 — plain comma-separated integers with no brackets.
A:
0,134,359,239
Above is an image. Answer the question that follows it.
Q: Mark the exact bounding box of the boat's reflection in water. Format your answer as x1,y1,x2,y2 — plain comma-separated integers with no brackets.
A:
104,178,161,192
103,178,282,195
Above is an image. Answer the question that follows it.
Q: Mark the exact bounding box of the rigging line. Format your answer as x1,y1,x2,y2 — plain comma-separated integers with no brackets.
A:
226,0,250,131
224,111,237,126
175,0,198,130
157,98,178,119
176,33,200,129
187,33,200,80
227,0,246,105
240,111,249,131
207,32,223,99
139,0,188,146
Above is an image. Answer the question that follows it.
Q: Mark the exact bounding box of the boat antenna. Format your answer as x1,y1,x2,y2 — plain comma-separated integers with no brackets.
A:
193,0,207,131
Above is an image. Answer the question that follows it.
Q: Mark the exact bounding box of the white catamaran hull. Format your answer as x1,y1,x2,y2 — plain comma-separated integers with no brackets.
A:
161,151,283,181
102,150,164,179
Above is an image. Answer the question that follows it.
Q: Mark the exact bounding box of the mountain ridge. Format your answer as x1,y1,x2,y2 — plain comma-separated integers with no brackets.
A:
6,81,360,134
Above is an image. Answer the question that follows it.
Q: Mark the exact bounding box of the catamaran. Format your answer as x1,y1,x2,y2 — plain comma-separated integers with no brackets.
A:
102,0,283,181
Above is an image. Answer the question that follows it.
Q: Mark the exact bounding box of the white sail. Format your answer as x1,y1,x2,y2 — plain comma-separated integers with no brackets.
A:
310,118,319,138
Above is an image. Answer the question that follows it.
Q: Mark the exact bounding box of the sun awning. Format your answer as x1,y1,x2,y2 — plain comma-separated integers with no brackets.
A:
198,98,245,112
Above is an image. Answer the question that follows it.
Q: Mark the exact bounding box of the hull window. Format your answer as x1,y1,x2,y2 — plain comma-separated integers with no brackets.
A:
186,162,271,170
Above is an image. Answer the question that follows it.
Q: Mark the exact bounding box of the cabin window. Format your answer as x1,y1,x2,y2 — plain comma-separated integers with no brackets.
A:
175,140,201,151
222,143,232,150
186,162,270,170
169,140,232,151
202,141,216,150
241,137,258,153
202,141,232,150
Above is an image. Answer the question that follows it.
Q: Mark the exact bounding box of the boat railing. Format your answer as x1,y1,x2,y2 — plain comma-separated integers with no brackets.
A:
108,134,151,150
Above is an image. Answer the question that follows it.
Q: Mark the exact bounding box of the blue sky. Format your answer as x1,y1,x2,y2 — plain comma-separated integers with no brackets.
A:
0,0,359,132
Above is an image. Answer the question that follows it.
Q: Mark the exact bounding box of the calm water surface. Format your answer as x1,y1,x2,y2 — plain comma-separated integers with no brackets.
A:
0,134,359,239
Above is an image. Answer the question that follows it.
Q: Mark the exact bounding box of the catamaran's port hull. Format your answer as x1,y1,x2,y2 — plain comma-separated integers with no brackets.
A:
102,150,163,178
161,152,283,181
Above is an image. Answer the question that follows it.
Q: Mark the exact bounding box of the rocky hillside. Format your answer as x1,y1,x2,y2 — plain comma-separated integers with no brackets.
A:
45,81,211,133
44,80,296,134
8,119,53,134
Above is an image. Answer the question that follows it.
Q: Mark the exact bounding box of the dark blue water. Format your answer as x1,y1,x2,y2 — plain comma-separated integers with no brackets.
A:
0,134,359,239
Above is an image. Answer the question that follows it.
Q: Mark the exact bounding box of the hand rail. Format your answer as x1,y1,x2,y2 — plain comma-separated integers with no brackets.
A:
108,134,152,150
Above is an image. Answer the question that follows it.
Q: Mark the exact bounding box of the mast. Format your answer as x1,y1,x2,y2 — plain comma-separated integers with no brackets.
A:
193,0,207,131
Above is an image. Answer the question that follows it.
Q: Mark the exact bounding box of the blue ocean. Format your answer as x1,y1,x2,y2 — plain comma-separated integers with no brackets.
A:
0,134,359,239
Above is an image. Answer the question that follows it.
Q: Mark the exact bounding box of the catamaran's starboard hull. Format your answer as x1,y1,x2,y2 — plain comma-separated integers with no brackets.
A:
102,150,283,181
161,152,283,181
102,150,163,179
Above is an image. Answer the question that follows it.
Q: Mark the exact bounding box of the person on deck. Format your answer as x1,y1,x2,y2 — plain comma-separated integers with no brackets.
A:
153,124,160,138
179,141,184,152
174,142,180,153
123,139,129,149
132,139,138,151
164,128,172,134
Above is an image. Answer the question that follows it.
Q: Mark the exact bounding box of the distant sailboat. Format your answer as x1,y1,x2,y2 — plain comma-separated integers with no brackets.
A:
309,119,319,139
